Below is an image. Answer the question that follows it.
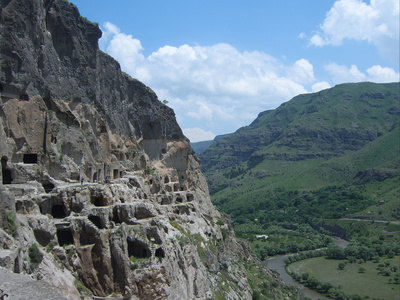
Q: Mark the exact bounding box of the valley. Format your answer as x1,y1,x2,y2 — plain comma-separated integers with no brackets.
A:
196,82,400,299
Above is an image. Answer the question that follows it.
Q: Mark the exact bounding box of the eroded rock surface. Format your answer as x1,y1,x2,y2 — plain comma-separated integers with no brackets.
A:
0,0,297,299
0,0,256,299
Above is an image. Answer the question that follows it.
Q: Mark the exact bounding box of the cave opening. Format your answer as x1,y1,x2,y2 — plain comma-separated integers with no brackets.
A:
89,215,104,229
186,194,194,202
134,207,154,220
23,153,38,164
155,247,165,259
112,209,121,224
79,227,96,246
42,182,55,193
127,239,151,259
57,228,74,246
34,229,51,246
51,204,67,218
1,156,12,184
92,196,107,207
113,169,119,179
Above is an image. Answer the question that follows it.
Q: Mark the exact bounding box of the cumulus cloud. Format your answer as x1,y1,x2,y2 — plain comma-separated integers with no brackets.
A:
100,23,312,141
325,63,399,84
287,59,315,84
366,65,400,82
310,0,399,61
183,128,216,143
312,81,332,92
99,22,397,142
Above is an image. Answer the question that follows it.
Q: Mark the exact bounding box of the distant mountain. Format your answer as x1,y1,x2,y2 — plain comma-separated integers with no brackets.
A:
191,134,229,154
199,82,399,224
191,140,213,154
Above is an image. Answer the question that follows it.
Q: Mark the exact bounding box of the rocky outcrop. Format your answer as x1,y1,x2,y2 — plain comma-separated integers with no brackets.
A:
0,0,268,299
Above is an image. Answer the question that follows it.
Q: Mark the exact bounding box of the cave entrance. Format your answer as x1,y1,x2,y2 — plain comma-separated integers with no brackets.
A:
155,247,165,259
93,172,98,182
34,229,51,246
57,228,74,246
88,215,104,229
112,208,121,224
127,239,151,259
23,153,38,164
1,157,13,184
42,182,55,193
113,169,119,179
51,204,67,218
92,196,107,207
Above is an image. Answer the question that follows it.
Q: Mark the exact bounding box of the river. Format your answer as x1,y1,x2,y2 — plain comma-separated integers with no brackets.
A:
264,238,349,300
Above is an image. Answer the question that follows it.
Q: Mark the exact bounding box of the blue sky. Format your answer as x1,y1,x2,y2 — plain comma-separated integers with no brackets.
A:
71,0,399,142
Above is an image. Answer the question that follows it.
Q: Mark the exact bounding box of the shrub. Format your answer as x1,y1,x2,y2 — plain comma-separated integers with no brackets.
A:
6,211,17,235
28,243,43,265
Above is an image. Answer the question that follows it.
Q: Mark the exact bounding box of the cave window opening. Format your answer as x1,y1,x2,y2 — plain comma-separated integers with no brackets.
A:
89,215,104,229
57,228,74,246
34,229,51,247
100,125,107,133
180,187,184,191
127,239,151,259
164,176,169,183
92,196,107,207
42,182,55,193
186,194,194,202
112,209,121,224
155,247,165,259
23,153,38,164
79,227,97,246
51,204,67,218
2,157,13,184
176,197,183,203
19,94,29,101
173,184,179,192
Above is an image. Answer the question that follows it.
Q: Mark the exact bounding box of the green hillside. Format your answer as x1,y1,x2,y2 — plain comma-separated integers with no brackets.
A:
199,82,400,231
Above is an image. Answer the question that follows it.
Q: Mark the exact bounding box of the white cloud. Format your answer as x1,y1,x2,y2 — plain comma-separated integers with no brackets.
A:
312,81,332,92
99,22,398,141
310,0,399,61
325,62,399,83
325,63,367,83
366,65,400,82
287,59,315,84
100,23,310,138
183,128,216,143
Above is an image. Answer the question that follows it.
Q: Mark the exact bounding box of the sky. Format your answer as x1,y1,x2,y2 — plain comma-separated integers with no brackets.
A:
71,0,399,142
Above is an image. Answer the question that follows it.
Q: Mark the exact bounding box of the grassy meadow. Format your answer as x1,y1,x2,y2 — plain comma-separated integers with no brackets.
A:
287,256,400,299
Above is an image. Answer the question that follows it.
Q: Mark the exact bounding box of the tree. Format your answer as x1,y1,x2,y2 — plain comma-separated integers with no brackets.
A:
327,244,346,260
358,266,366,273
338,262,346,270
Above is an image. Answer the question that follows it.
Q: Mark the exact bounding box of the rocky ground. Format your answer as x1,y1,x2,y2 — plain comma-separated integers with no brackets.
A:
0,267,68,300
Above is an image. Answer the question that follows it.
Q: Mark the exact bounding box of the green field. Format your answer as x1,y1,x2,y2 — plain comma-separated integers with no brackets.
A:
287,256,400,300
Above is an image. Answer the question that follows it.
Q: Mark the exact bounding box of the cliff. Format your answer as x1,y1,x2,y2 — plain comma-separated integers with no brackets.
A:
0,0,293,299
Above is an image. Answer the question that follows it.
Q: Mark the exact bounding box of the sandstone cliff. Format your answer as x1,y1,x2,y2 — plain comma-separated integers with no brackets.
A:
0,1,298,299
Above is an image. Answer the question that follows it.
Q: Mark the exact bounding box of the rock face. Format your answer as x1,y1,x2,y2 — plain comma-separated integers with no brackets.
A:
0,0,258,299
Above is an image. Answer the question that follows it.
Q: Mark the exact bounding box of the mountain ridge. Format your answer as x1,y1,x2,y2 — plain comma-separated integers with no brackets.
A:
199,81,399,224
